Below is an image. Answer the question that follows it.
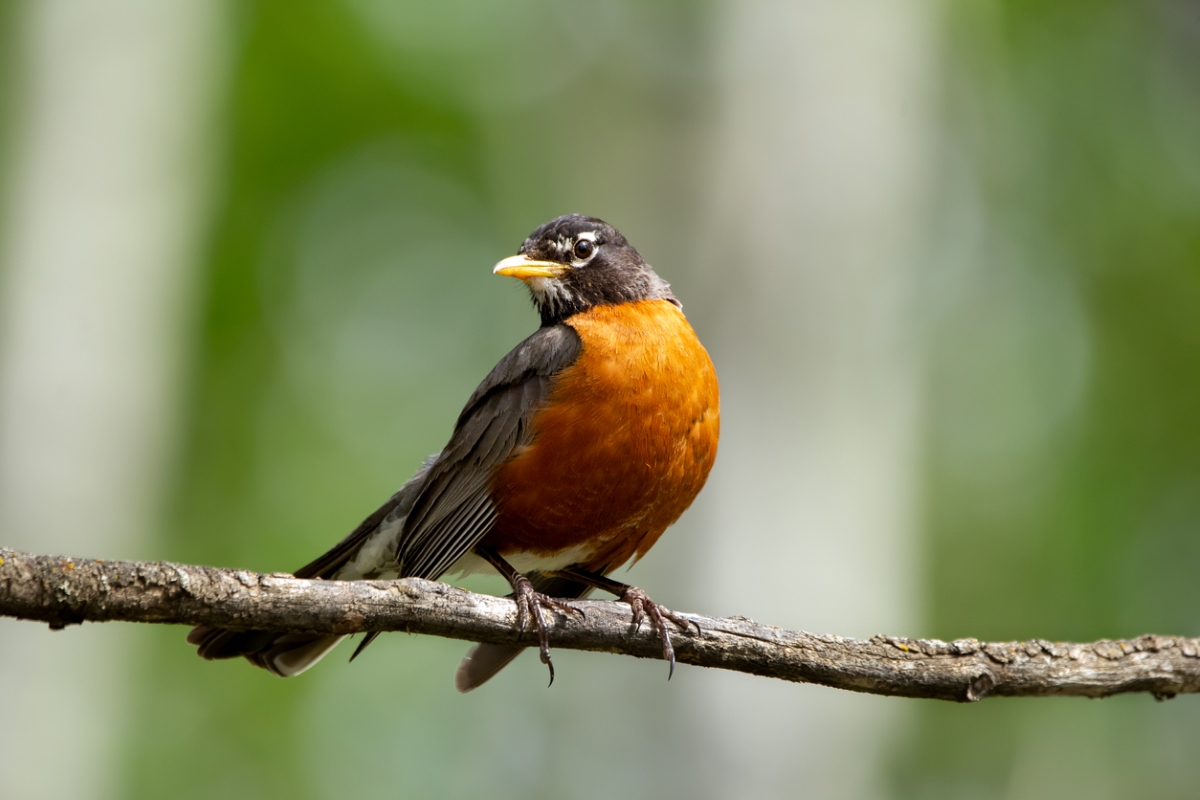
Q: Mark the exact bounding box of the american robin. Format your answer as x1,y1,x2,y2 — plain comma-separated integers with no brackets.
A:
189,214,720,691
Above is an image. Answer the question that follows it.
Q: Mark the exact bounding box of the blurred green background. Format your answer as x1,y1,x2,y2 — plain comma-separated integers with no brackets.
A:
1,1,1198,798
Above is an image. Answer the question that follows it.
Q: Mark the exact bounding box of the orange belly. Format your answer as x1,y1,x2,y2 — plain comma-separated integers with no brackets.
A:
483,299,720,573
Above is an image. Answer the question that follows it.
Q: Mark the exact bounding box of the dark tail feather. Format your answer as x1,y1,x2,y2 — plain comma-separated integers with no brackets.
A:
454,573,593,693
184,495,391,678
187,626,346,677
350,631,381,662
186,459,437,677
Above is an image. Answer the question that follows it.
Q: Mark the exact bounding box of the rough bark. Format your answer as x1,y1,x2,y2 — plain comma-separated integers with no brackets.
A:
1,547,1196,702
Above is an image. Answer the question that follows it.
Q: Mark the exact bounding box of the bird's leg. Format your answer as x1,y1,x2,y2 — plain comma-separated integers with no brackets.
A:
476,546,582,686
551,567,700,679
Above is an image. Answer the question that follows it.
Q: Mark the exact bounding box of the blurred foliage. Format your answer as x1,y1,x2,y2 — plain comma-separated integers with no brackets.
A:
126,0,713,797
97,0,1200,797
133,2,515,794
898,1,1200,798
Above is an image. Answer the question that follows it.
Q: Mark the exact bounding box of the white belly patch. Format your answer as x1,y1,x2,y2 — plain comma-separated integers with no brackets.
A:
446,543,598,578
334,521,600,581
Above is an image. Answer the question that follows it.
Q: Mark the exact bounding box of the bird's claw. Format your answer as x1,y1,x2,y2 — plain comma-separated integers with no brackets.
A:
511,575,582,687
617,586,699,680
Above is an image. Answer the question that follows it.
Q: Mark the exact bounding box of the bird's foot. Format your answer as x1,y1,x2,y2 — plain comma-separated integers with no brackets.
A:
511,573,583,686
617,586,701,679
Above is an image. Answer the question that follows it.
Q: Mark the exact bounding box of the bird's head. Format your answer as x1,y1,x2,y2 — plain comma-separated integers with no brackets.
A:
493,214,678,326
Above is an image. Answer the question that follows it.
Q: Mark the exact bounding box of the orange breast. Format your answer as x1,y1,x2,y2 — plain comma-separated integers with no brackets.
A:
484,299,720,572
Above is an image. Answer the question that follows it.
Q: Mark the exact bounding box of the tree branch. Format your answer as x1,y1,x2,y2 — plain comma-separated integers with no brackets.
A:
2,547,1196,702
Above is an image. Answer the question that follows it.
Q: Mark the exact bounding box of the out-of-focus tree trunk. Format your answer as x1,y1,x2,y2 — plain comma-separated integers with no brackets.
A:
0,2,224,798
694,0,938,795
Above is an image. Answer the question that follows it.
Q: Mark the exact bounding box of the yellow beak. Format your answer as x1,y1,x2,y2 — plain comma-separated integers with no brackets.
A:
492,254,567,281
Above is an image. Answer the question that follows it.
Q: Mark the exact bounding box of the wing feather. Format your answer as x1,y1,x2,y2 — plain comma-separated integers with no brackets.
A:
187,325,580,672
396,324,581,580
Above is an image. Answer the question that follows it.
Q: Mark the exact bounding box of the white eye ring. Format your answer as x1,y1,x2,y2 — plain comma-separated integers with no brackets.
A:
572,238,595,260
570,232,599,264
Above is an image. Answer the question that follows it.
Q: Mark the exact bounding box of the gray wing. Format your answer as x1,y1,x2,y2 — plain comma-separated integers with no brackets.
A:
395,323,582,580
292,455,435,580
189,326,580,672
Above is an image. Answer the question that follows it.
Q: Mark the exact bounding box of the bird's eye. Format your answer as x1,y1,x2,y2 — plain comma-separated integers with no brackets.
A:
572,238,595,261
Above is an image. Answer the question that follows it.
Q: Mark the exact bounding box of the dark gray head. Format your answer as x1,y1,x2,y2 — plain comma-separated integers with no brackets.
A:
493,214,678,326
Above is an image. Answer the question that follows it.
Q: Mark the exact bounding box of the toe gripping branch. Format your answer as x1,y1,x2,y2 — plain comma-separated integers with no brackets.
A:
476,549,700,684
476,547,584,685
553,566,701,680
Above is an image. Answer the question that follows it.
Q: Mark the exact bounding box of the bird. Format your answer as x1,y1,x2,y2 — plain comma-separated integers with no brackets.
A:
188,214,720,691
